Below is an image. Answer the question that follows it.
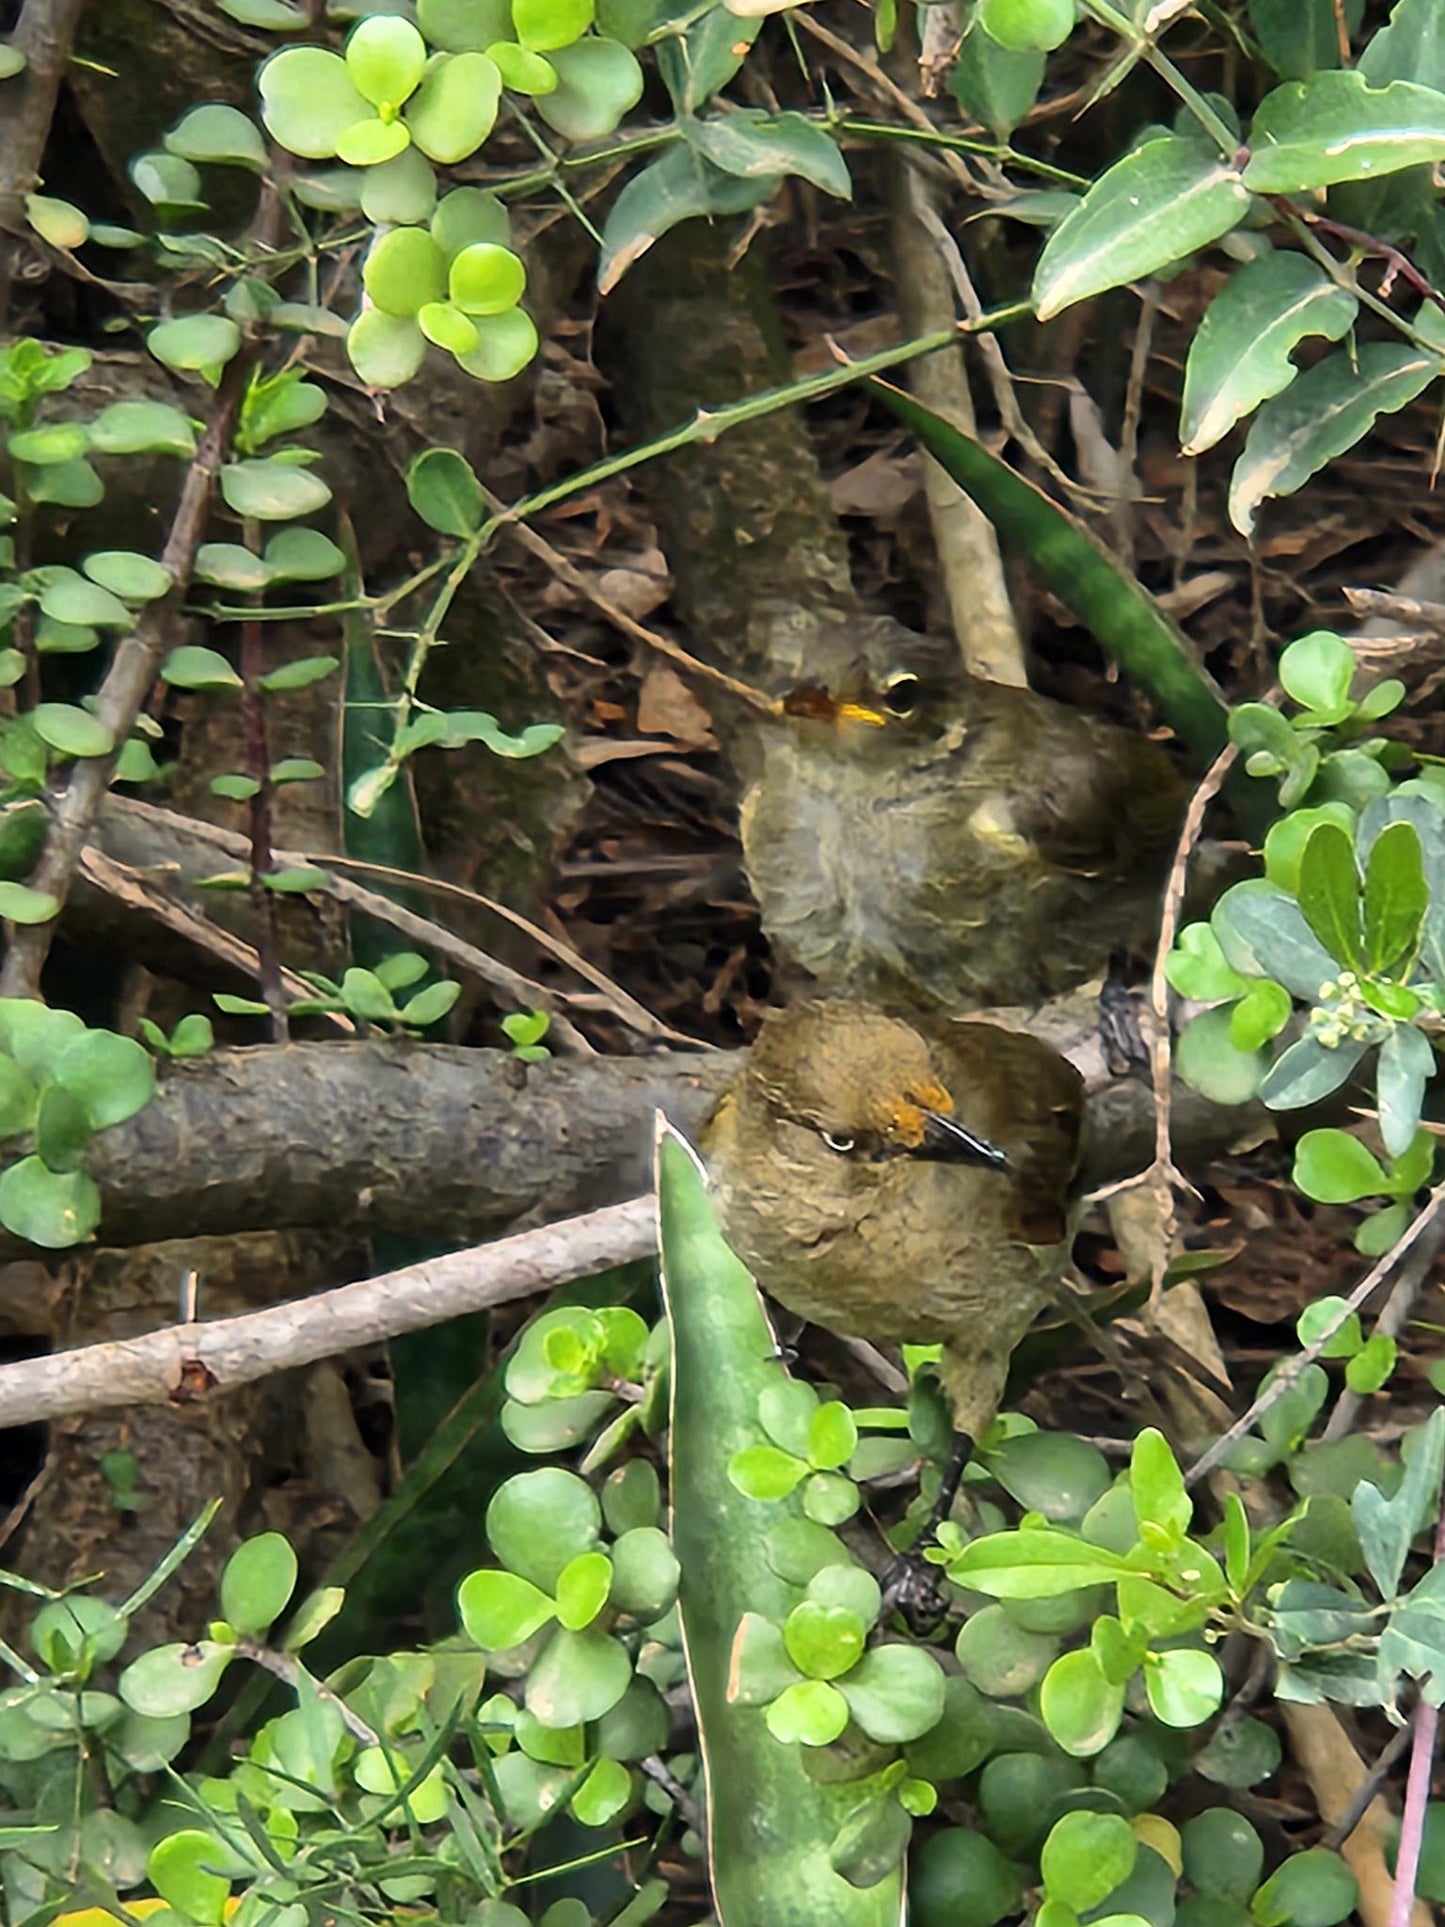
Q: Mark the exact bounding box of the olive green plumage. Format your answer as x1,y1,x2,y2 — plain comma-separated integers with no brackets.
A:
740,618,1186,1009
703,999,1085,1439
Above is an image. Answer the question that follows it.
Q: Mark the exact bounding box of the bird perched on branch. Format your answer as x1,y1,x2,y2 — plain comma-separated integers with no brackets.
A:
739,615,1187,1010
703,1000,1085,1460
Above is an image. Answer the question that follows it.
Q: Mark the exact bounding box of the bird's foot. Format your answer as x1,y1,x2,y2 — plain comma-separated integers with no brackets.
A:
1099,953,1150,1075
880,1546,952,1637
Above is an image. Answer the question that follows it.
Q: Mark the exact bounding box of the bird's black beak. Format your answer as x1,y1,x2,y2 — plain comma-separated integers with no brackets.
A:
913,1111,1010,1171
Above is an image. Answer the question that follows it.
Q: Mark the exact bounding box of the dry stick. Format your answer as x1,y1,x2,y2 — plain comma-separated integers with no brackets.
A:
103,796,598,1054
1392,1496,1445,1927
1321,1222,1445,1443
0,1195,656,1429
0,0,89,310
0,358,254,999
1324,1720,1416,1853
1187,1180,1445,1486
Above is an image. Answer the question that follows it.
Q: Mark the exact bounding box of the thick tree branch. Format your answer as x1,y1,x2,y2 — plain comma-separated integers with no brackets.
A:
0,1197,657,1426
0,0,89,299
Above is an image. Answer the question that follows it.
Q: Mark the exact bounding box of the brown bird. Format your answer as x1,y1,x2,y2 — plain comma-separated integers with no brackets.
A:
738,617,1186,1010
702,1000,1085,1463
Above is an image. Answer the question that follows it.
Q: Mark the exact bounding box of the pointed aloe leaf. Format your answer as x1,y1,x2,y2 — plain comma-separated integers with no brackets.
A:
869,380,1228,762
656,1125,906,1927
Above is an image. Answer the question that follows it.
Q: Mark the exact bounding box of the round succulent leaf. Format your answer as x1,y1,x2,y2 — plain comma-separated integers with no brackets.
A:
1040,1807,1137,1912
220,459,332,520
757,1376,818,1456
486,1466,601,1590
593,1675,669,1760
956,1603,1060,1699
0,1001,84,1081
512,0,593,49
1038,1646,1126,1757
348,309,426,388
524,1625,631,1726
89,400,198,458
487,41,557,90
783,1600,866,1680
1144,1646,1223,1728
335,116,411,165
7,422,88,465
363,225,448,316
601,1458,660,1535
1176,1006,1267,1105
34,1082,91,1174
419,0,514,47
838,1641,946,1743
31,702,114,758
554,1549,612,1629
24,456,103,508
360,146,437,224
260,46,372,156
456,307,540,382
118,1640,233,1718
0,1056,37,1139
729,1442,808,1500
569,1753,631,1827
1252,1848,1357,1927
805,1398,858,1470
607,1526,679,1618
148,1829,232,1926
989,1429,1112,1524
405,51,503,162
764,1677,848,1746
78,552,172,604
52,1029,157,1131
535,36,643,139
31,1594,127,1672
1194,1712,1281,1788
406,444,485,534
220,1532,298,1634
1092,1734,1169,1814
457,1568,556,1648
419,300,480,355
0,883,59,926
262,528,345,581
26,195,88,247
449,240,527,315
1181,1808,1264,1901
911,1826,1022,1927
801,1562,881,1633
0,45,26,76
131,150,203,206
162,645,242,691
165,103,266,167
345,14,427,104
802,1471,860,1525
432,185,511,257
149,314,242,375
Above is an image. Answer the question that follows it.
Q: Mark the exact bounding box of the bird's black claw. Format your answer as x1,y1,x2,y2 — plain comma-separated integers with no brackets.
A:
880,1550,951,1636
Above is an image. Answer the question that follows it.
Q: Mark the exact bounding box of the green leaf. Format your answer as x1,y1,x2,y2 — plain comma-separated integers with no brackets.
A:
1359,0,1445,90
418,0,513,50
258,654,339,693
25,195,88,247
766,1678,849,1746
1249,0,1362,78
242,376,326,448
1038,1647,1125,1758
1230,980,1292,1051
457,1568,557,1647
1040,1809,1137,1912
148,313,242,375
656,4,757,110
166,103,266,167
1293,1128,1388,1203
1296,821,1364,967
407,446,485,534
1377,1024,1434,1159
729,1442,809,1499
684,110,851,198
1165,922,1251,1001
1143,1647,1223,1726
194,544,272,593
0,1056,37,1137
33,1082,91,1173
345,13,427,105
1131,1426,1191,1538
31,703,114,758
220,459,332,520
1260,1033,1367,1109
1250,1848,1357,1927
911,1829,1022,1927
535,36,644,142
836,1642,945,1743
7,422,88,465
513,0,593,51
784,1600,866,1680
949,18,1045,137
0,1155,101,1247
1281,628,1356,717
949,1527,1132,1597
38,569,132,629
1034,136,1250,322
1182,250,1358,455
554,1548,612,1630
1245,71,1445,193
405,50,502,162
162,645,243,691
598,144,776,294
0,44,27,77
1363,819,1426,975
53,1029,156,1129
131,150,203,207
1229,341,1439,535
220,1532,298,1633
364,226,448,317
82,551,172,602
456,308,540,382
525,1623,631,1725
89,400,198,458
449,242,526,315
487,40,558,91
148,1830,232,1927
1212,878,1337,996
360,144,438,222
347,310,425,389
0,883,59,926
432,184,511,257
259,45,371,158
263,528,345,581
399,980,461,1027
1346,1331,1396,1394
1175,1006,1267,1104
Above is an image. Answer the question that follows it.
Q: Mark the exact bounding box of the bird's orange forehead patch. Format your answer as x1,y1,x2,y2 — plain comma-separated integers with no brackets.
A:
869,1079,953,1147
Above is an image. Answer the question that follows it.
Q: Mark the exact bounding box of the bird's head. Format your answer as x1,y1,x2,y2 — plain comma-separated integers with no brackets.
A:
757,610,962,744
744,1001,1008,1171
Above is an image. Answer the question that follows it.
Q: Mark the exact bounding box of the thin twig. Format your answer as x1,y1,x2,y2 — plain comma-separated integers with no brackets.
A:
1187,1180,1445,1486
1323,1720,1416,1852
1321,1222,1445,1443
238,1640,379,1745
0,1196,658,1428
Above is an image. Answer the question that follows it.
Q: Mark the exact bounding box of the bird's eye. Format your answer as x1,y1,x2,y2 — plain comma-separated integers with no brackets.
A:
881,672,922,716
821,1130,856,1154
